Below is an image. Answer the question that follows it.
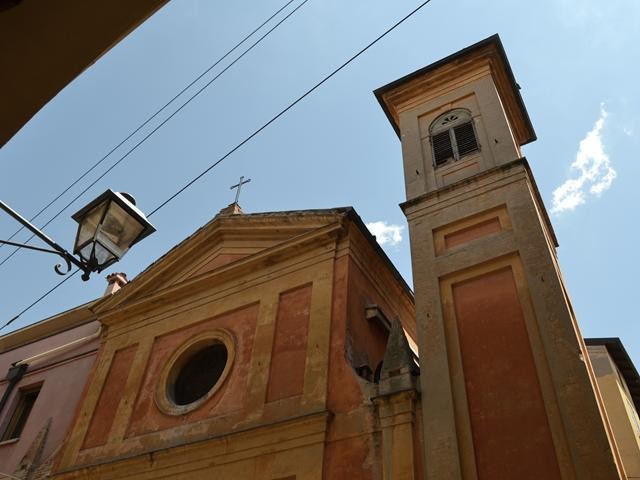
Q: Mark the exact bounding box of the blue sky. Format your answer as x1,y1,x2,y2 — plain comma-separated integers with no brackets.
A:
1,0,638,364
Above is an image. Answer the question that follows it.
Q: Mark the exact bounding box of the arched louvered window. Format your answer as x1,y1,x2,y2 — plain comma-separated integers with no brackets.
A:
430,109,479,167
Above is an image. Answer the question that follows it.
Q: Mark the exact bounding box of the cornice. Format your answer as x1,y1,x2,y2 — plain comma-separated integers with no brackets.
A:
92,222,345,325
54,410,330,478
400,157,558,248
91,212,348,313
374,34,535,146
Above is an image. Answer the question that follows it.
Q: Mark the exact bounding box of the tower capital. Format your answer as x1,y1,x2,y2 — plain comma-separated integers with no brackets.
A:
375,34,535,146
375,35,538,200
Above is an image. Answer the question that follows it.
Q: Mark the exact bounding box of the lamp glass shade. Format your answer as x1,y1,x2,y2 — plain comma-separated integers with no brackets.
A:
78,242,117,268
72,190,155,273
93,242,118,267
75,200,107,249
97,201,145,257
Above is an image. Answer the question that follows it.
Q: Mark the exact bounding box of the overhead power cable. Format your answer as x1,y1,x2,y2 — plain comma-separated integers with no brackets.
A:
1,270,80,332
2,0,435,332
0,0,302,268
148,0,434,216
0,0,310,332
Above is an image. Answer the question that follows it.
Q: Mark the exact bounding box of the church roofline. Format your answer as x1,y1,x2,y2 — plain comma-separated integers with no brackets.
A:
232,207,414,299
342,207,414,299
91,206,414,316
373,34,536,146
222,207,414,298
1,207,415,339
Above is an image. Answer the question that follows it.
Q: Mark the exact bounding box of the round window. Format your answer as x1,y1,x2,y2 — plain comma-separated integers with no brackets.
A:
172,343,227,405
156,330,235,415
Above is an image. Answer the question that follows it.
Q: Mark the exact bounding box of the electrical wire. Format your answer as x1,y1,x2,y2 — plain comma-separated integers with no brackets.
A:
0,0,310,331
0,0,309,332
0,0,300,265
1,270,79,331
149,0,434,216
1,0,435,332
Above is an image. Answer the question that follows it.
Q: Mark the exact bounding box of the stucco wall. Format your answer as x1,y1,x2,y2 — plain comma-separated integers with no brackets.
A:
50,213,419,479
0,320,100,474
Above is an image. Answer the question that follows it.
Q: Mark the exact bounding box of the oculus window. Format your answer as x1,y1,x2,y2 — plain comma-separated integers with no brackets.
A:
172,343,228,405
156,330,235,415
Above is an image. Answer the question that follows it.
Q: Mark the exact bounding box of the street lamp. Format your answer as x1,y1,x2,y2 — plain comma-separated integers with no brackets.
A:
0,189,155,281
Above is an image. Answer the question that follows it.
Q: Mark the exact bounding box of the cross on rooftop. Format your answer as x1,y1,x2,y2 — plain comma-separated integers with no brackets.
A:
230,176,251,204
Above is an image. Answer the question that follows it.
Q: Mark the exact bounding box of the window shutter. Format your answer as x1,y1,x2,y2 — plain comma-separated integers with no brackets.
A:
454,121,479,157
1,387,40,441
432,131,453,165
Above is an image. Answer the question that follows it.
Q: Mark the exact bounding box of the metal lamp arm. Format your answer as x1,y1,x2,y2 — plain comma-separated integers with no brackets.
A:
0,238,75,276
0,200,91,279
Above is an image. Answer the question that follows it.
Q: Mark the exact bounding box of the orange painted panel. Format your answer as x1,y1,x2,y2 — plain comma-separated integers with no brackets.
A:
126,303,258,438
267,284,312,402
82,344,137,449
452,267,561,479
444,217,501,250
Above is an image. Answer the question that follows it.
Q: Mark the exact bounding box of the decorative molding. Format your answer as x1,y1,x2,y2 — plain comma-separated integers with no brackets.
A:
154,329,236,416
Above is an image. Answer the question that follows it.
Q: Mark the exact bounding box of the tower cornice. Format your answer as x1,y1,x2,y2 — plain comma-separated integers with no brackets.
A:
374,34,536,146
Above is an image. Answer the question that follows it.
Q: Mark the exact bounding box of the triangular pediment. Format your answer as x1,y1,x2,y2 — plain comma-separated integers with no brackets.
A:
92,209,349,314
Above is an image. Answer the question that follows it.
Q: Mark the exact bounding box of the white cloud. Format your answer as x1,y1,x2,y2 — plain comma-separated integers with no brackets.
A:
623,127,633,137
551,105,616,214
366,221,404,246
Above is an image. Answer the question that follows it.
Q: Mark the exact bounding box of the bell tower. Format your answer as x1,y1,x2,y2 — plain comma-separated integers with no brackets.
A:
375,35,623,479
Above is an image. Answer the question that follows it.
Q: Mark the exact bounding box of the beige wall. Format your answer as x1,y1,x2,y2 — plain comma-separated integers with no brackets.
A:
51,211,419,479
588,345,640,479
403,71,521,195
379,37,624,479
0,319,100,474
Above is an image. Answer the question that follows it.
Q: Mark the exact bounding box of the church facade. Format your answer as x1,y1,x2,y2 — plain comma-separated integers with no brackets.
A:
1,35,639,480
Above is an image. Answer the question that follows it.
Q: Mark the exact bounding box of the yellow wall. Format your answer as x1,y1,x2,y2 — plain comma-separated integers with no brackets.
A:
51,211,419,479
588,345,640,479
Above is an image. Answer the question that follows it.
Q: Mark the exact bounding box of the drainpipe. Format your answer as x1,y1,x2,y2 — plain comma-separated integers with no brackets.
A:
0,364,27,417
0,273,115,417
13,325,102,369
0,324,101,417
10,273,118,370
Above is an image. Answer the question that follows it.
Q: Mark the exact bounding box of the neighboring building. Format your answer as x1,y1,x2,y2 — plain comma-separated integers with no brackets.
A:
587,338,640,479
0,303,100,478
0,0,170,147
0,34,639,480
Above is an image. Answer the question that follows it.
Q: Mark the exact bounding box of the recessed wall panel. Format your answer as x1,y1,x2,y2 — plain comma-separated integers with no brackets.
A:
451,266,561,479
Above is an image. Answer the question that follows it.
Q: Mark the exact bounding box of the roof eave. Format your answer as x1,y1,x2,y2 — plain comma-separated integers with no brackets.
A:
586,337,640,414
374,34,536,145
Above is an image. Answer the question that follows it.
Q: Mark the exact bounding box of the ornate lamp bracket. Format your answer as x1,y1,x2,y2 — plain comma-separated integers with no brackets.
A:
1,201,94,281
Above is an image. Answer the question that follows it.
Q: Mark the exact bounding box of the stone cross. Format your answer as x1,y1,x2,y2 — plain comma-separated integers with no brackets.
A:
230,176,251,204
